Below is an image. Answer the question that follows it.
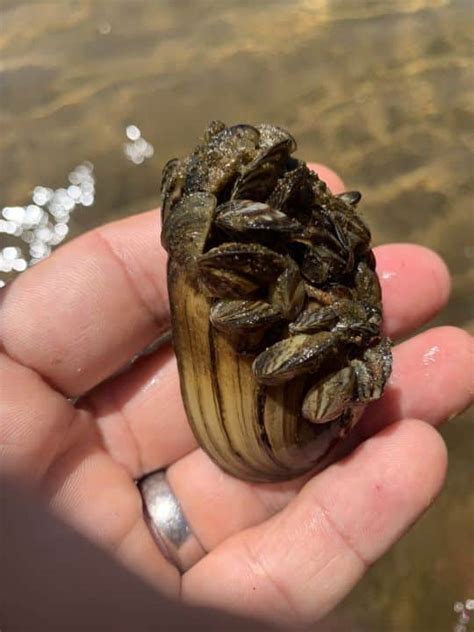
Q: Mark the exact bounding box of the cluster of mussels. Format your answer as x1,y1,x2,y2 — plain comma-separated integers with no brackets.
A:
161,121,391,429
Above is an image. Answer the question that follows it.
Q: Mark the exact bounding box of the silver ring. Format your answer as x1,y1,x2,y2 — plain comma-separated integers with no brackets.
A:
138,470,206,573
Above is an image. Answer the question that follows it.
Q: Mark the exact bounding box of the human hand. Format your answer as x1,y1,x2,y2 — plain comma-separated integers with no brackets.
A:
1,165,472,627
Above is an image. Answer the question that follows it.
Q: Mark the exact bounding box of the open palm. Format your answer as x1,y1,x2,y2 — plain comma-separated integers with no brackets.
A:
1,165,472,627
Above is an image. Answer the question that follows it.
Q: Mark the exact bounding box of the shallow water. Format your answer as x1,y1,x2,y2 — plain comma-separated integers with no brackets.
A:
1,1,472,629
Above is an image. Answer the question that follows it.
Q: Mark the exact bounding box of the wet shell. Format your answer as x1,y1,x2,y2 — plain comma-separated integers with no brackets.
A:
161,121,392,482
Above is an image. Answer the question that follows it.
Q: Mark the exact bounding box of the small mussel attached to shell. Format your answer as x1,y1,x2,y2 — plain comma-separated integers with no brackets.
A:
161,122,392,482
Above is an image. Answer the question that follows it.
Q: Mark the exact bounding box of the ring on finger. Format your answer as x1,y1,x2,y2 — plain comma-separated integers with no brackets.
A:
138,469,206,573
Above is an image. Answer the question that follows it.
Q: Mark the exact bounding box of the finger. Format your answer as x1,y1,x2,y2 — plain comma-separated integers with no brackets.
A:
375,244,450,338
358,326,474,438
159,324,472,553
89,243,451,477
0,354,174,593
42,420,180,597
182,419,447,626
0,352,79,484
0,210,168,397
86,345,196,478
